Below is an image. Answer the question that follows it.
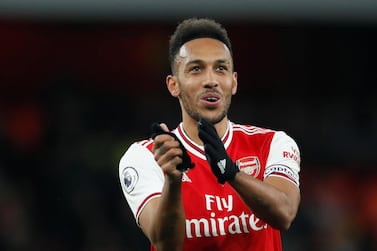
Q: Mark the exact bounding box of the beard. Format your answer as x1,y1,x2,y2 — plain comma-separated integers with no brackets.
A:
179,88,231,125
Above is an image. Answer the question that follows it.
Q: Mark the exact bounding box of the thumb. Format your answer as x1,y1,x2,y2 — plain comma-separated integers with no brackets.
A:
159,123,169,132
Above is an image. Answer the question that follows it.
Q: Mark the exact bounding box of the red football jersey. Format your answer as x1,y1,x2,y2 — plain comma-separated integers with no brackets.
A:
119,121,300,251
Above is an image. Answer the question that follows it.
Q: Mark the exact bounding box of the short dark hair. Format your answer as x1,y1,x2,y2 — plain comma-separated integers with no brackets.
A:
168,17,232,73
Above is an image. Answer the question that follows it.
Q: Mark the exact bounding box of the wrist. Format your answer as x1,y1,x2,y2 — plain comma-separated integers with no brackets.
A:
165,172,183,185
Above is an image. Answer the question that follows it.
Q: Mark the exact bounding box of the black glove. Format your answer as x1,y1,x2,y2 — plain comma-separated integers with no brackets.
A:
198,118,239,184
151,123,195,172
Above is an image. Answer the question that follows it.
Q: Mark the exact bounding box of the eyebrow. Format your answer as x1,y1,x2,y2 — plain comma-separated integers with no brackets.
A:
186,58,231,66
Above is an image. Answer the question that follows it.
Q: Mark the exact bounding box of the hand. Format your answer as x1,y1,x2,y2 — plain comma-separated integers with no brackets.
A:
198,118,239,184
151,123,195,172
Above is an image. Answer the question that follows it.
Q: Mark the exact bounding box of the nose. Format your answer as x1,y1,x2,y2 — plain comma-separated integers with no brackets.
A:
203,70,219,88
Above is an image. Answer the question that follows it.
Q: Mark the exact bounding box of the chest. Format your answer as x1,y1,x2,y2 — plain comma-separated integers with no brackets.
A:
181,137,270,216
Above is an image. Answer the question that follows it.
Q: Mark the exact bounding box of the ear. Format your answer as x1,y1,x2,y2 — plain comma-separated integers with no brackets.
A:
231,72,238,95
166,75,180,97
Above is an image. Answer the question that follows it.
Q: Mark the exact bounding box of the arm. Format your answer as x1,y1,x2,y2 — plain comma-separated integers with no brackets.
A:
139,124,186,251
198,119,301,230
229,173,300,230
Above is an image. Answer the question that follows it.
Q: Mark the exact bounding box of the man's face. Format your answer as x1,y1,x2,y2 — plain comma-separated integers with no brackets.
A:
170,38,238,124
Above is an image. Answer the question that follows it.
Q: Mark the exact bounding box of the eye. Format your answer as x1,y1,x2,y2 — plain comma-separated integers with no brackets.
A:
216,65,228,72
190,66,201,73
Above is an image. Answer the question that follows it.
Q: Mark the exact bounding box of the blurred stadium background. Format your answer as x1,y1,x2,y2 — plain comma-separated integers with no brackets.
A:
0,1,376,250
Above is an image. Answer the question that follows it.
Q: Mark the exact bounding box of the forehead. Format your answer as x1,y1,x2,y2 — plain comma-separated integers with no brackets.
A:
177,37,232,63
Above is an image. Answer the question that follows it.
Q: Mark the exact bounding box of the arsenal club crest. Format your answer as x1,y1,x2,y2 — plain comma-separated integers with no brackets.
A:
236,156,260,177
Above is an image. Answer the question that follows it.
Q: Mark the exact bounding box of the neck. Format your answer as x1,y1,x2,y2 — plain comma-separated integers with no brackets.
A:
181,115,229,146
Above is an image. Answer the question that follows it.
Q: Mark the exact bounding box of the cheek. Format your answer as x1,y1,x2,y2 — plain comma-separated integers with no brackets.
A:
179,87,193,101
179,86,198,106
178,81,196,96
223,81,237,96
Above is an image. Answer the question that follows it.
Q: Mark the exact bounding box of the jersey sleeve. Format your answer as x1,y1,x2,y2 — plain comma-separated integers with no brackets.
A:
119,142,164,224
264,131,301,187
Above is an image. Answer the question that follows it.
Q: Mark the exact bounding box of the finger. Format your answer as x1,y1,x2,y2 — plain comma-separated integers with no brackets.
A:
198,118,219,139
198,128,210,144
151,123,164,136
156,147,183,165
159,123,169,132
204,144,217,159
165,156,184,179
151,122,170,140
155,147,183,170
152,135,177,157
153,137,180,154
199,127,220,147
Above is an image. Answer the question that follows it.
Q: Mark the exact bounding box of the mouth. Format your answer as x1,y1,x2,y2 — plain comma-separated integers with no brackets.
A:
200,93,221,105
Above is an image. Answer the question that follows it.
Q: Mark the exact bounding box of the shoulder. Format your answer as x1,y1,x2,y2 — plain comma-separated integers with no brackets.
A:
231,122,300,156
134,138,154,150
119,138,154,167
268,130,300,155
127,138,154,153
231,122,298,142
232,123,275,135
231,123,276,142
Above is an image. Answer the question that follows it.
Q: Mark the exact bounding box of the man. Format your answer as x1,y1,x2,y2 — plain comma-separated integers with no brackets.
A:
119,18,301,251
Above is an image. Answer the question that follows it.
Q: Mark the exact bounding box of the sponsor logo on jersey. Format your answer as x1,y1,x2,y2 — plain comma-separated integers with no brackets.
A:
236,156,260,177
283,146,300,163
186,194,268,238
265,164,299,185
122,167,139,194
186,211,268,238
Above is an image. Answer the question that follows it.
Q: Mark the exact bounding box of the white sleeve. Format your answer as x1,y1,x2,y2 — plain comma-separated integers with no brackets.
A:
119,142,164,223
264,131,301,187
